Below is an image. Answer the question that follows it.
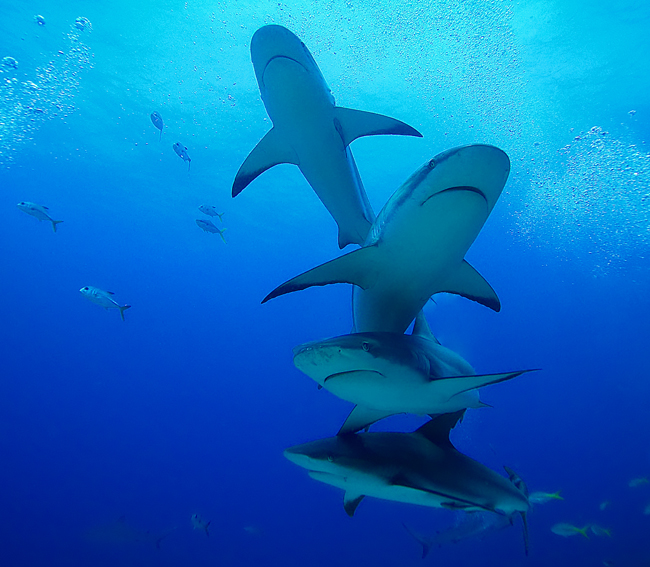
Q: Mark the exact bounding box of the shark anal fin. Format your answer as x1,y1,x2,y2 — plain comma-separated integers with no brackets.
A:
441,260,500,312
338,405,396,435
232,127,299,197
263,245,380,304
343,491,365,517
333,107,422,146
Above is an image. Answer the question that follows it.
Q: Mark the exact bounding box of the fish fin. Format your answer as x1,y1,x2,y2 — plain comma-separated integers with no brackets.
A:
316,384,323,390
119,305,131,321
42,206,49,210
440,370,536,398
343,491,365,517
262,246,381,303
205,521,210,536
51,220,63,232
218,228,227,244
107,291,115,295
217,212,224,222
232,128,299,197
338,405,396,435
520,511,530,555
440,260,501,312
333,107,422,146
412,310,440,344
440,501,471,510
402,523,433,559
414,410,466,447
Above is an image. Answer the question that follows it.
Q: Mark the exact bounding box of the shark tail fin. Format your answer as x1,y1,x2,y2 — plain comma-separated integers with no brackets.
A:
218,228,227,244
52,220,63,232
205,521,211,536
402,523,433,559
119,305,131,321
520,511,530,556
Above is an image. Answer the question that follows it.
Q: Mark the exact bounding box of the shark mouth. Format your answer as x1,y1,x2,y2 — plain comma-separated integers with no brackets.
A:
324,370,385,383
261,55,307,87
420,185,487,207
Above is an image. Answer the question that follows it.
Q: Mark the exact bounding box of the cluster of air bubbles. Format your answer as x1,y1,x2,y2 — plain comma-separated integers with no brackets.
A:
0,17,93,166
516,125,650,273
34,15,46,26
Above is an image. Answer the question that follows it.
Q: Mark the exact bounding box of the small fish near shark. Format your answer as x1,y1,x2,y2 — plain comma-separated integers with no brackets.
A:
264,144,509,333
232,24,422,248
284,410,530,554
293,312,534,434
17,201,63,232
199,205,224,221
173,142,191,171
150,111,164,140
196,219,227,243
79,286,131,321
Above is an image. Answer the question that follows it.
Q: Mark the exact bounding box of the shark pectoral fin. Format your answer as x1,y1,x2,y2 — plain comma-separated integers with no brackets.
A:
262,246,381,303
232,128,299,197
333,107,423,146
441,260,501,312
338,405,396,435
441,369,534,398
343,491,365,517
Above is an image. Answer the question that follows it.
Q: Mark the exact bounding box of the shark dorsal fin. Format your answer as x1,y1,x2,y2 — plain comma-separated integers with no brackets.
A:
415,410,466,447
411,311,440,344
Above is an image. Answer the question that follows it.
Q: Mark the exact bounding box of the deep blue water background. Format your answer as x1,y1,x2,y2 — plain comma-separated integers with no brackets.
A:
1,1,649,566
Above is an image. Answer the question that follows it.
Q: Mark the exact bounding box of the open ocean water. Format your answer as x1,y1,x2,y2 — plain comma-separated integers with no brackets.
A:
1,1,649,566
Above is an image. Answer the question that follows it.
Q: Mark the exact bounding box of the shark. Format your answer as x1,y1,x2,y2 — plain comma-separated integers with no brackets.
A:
232,24,422,248
293,312,533,434
284,411,530,552
263,144,510,333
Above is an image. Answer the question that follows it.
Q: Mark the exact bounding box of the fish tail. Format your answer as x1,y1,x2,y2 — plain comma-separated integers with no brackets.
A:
205,521,210,536
217,212,224,222
119,304,132,321
52,220,64,232
551,490,563,500
219,228,227,244
577,526,590,539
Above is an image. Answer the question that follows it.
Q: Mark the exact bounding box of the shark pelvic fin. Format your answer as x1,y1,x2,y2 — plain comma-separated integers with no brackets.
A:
414,410,466,447
333,107,422,146
440,260,501,312
338,405,397,435
232,127,299,197
343,491,365,517
263,246,381,303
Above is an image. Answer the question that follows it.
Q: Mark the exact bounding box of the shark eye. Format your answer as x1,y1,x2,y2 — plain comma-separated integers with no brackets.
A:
428,159,436,169
361,342,370,352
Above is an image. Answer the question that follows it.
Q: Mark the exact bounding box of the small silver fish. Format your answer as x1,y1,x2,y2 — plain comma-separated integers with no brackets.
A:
17,201,63,232
190,514,210,536
34,15,46,26
173,142,191,171
198,205,224,221
196,219,226,243
79,286,131,321
150,111,163,140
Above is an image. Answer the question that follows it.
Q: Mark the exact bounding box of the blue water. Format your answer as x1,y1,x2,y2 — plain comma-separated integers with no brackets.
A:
1,1,649,566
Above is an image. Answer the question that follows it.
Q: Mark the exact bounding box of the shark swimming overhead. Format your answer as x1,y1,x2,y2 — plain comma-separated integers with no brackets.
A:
264,144,510,332
232,24,422,248
293,312,533,434
284,411,530,552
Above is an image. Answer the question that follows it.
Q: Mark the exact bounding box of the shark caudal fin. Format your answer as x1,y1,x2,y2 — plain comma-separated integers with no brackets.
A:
262,246,381,303
232,128,299,197
119,305,131,321
402,523,434,559
440,260,501,312
332,107,422,145
51,220,64,232
504,466,530,555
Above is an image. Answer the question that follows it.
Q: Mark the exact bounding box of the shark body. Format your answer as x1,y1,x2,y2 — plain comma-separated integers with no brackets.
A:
264,144,509,332
293,313,532,434
284,411,530,538
232,25,422,248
